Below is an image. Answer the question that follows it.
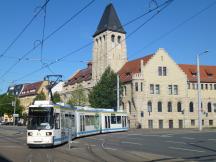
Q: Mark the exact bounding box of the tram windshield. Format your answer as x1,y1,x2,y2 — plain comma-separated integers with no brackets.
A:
27,107,54,130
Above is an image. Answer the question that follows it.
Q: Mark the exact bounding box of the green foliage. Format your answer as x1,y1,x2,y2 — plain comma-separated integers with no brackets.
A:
53,92,61,103
34,91,46,101
88,66,121,108
0,94,23,116
67,84,87,106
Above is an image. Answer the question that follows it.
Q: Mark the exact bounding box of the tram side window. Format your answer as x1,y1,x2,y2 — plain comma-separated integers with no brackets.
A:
65,114,70,128
55,113,60,129
111,116,117,124
117,116,121,124
85,115,95,126
69,114,75,127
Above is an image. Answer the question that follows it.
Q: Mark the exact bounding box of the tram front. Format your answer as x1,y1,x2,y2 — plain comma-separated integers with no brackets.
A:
27,101,54,147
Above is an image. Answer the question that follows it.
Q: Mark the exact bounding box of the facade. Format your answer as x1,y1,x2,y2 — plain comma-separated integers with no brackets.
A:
62,3,216,129
19,81,49,112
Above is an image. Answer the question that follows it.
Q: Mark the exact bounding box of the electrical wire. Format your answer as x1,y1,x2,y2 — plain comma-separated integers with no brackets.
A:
12,0,173,83
0,0,50,59
0,0,95,80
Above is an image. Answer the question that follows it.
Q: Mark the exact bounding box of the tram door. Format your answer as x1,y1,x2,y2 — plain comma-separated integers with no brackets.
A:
80,115,85,132
105,116,110,128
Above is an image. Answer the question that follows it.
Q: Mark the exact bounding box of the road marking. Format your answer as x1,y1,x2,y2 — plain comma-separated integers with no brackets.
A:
87,137,104,141
169,147,205,153
160,135,172,138
101,143,117,150
0,145,23,148
165,141,186,145
128,134,160,137
181,137,195,140
121,141,142,145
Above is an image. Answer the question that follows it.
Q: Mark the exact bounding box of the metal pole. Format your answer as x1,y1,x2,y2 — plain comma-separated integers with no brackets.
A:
197,54,202,131
117,74,120,111
13,97,16,126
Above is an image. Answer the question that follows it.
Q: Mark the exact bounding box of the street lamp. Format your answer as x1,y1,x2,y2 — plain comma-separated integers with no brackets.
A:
197,50,208,131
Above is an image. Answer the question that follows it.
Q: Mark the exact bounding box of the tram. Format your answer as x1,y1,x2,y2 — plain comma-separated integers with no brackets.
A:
27,100,128,147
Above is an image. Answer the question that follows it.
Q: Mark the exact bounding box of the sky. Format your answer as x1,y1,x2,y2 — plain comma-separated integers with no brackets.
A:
0,0,215,94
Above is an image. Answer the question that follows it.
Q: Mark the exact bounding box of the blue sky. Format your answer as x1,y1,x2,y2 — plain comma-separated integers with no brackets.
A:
0,0,215,93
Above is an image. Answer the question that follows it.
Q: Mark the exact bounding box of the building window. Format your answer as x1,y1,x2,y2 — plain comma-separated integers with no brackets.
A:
159,120,163,128
148,120,153,128
214,103,216,112
111,35,115,42
188,83,190,89
124,86,127,96
201,84,204,90
158,67,162,76
150,84,154,94
168,102,172,112
177,102,182,112
209,120,213,126
128,101,131,114
141,111,144,117
189,102,194,112
168,85,172,95
205,84,208,89
173,85,178,95
158,101,162,112
135,82,138,91
155,84,160,94
191,120,195,126
117,36,121,44
141,82,143,91
163,67,167,76
202,120,204,126
210,84,213,90
208,102,212,112
147,101,152,112
214,84,216,90
192,83,195,89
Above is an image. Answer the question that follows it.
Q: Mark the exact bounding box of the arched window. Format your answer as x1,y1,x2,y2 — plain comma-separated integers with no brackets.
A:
208,102,212,112
103,35,105,41
96,39,98,45
117,36,121,44
128,101,131,114
111,35,115,43
147,101,152,112
177,102,182,112
122,102,125,110
99,37,102,42
168,102,172,112
158,101,162,112
189,102,194,112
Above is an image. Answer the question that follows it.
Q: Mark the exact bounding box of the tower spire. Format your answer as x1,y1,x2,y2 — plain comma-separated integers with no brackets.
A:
93,3,126,37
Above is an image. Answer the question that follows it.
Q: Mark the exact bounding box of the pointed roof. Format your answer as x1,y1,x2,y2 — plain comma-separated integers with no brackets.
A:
93,3,126,37
118,54,154,83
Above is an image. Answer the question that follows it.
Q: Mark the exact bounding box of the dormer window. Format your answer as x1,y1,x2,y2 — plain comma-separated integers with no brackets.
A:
190,69,197,77
205,70,213,77
125,72,130,76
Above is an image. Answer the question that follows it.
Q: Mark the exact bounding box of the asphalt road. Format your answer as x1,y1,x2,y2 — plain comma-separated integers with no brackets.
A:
0,126,216,162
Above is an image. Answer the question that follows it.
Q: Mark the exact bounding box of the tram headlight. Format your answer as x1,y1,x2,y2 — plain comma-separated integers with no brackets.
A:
28,132,33,136
46,132,52,136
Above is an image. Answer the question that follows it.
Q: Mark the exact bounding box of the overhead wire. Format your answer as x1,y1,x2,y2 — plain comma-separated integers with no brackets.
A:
12,0,174,83
0,0,50,59
0,0,95,80
130,0,216,60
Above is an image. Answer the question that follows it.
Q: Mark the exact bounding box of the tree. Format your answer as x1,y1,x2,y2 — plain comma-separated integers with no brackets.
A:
34,91,46,101
67,84,87,106
89,66,121,108
53,92,61,103
0,94,23,116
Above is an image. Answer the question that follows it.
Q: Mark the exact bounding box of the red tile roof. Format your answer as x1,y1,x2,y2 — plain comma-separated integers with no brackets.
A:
118,54,154,83
179,64,216,83
19,81,43,97
65,63,92,86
